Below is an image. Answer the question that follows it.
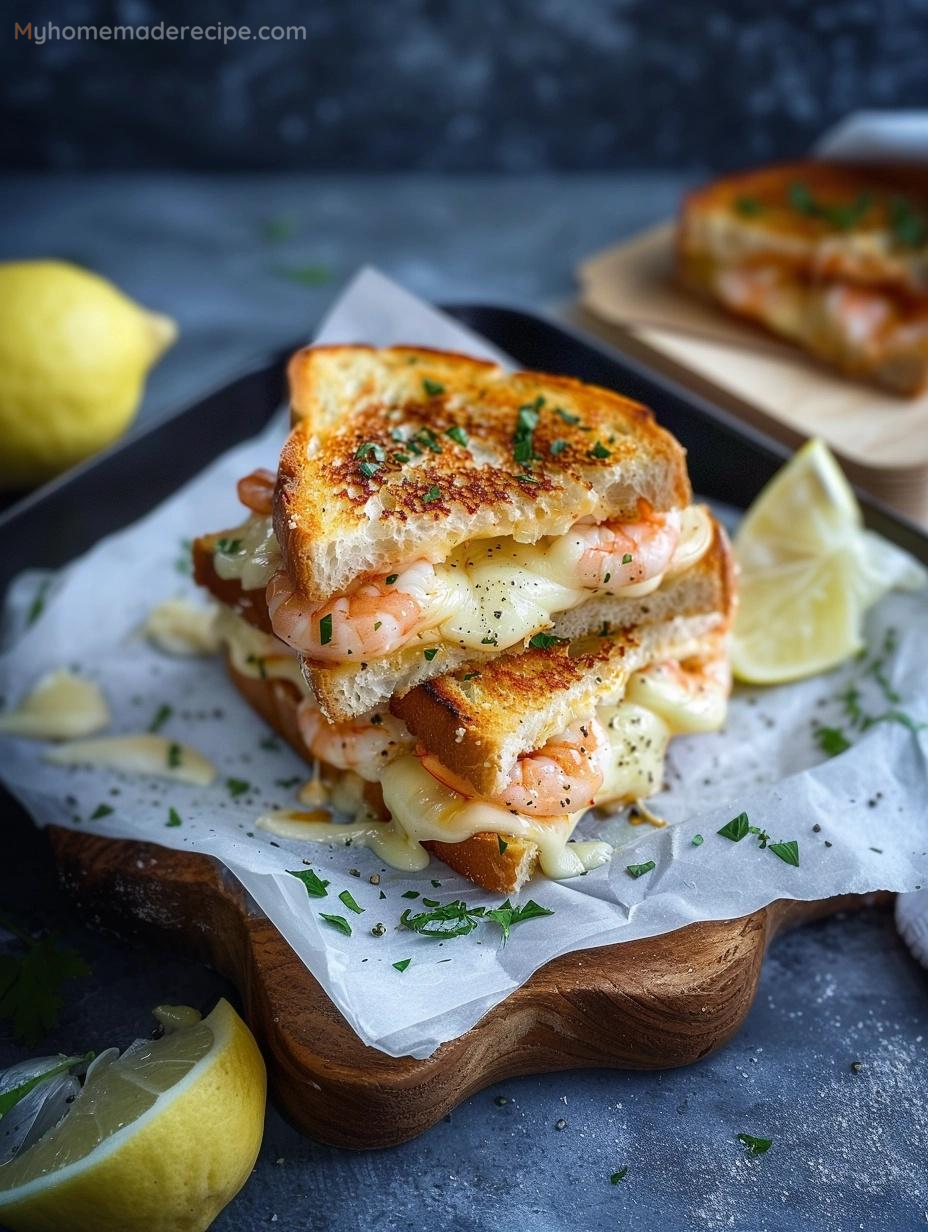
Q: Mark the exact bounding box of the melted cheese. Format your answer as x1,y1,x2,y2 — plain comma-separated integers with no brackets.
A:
143,599,221,656
214,606,310,694
255,652,728,882
221,506,713,658
44,734,217,786
0,670,110,741
213,515,281,591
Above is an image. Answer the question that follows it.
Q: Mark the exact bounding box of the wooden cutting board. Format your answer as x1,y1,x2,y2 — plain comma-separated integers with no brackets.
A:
48,826,878,1150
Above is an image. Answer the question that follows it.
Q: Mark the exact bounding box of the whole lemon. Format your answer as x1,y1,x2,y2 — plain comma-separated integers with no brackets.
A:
0,261,177,489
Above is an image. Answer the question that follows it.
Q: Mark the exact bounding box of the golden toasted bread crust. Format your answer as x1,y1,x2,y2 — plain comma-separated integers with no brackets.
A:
391,519,735,794
223,651,533,893
278,345,691,600
193,532,274,636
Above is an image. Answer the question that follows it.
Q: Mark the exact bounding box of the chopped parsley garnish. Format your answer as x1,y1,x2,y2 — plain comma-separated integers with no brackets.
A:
769,840,799,867
0,924,90,1045
815,725,851,756
215,537,243,555
401,890,420,899
528,632,568,650
461,671,480,681
356,442,385,461
481,634,498,646
423,647,439,661
422,378,445,396
734,195,765,217
621,552,633,564
275,776,302,789
513,397,544,465
288,868,329,898
358,460,381,479
889,195,928,248
737,1133,773,1156
625,861,656,879
175,538,194,575
148,703,173,733
319,612,333,645
373,620,382,632
400,897,553,941
319,913,352,937
260,736,281,751
413,427,442,454
497,836,508,854
167,742,182,769
718,812,750,841
226,778,250,799
89,803,113,820
393,451,411,464
788,181,872,230
692,834,704,846
550,439,568,456
445,425,469,447
385,574,398,586
554,406,580,425
610,1168,629,1184
588,440,611,460
166,807,183,827
26,579,51,626
423,486,441,503
393,959,412,973
338,889,364,914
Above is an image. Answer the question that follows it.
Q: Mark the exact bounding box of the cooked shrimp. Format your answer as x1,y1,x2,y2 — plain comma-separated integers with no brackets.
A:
237,468,276,515
266,560,440,661
419,717,608,819
296,700,412,781
570,502,681,592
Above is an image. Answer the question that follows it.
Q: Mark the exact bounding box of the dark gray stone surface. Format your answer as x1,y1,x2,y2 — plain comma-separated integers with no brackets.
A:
5,0,928,172
1,174,927,1231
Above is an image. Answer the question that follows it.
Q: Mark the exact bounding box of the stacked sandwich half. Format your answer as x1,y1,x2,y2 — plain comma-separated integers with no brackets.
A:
194,346,736,893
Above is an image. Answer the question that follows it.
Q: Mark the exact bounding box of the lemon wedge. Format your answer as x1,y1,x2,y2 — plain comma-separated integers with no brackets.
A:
733,438,925,683
0,999,265,1232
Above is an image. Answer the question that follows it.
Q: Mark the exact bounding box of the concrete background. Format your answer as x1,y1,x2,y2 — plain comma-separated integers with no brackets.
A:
4,0,928,172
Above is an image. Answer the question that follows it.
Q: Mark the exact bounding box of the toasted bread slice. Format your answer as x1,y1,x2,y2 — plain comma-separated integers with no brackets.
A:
222,651,539,893
391,520,734,797
679,162,928,394
278,345,691,601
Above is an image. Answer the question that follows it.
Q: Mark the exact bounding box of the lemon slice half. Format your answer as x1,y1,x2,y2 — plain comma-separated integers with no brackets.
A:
732,439,924,684
0,999,266,1232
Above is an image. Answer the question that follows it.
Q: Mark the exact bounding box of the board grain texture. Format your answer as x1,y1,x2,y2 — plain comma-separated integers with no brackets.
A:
47,826,879,1150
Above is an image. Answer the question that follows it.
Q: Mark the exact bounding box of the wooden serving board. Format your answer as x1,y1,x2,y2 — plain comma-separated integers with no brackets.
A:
48,826,878,1150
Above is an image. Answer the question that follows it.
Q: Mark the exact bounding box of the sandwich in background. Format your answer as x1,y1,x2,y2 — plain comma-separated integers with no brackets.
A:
678,161,928,395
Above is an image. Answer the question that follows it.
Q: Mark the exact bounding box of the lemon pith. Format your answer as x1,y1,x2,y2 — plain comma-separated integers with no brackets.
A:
0,999,266,1232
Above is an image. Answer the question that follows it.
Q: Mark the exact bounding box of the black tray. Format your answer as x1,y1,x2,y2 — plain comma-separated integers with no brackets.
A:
2,302,926,599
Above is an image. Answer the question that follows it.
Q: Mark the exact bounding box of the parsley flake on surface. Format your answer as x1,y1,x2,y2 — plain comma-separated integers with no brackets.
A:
148,703,173,733
393,959,412,973
625,861,656,879
423,485,441,503
610,1167,629,1184
319,913,352,937
497,836,508,855
167,742,182,769
718,812,750,841
358,460,381,479
0,924,90,1045
445,425,469,447
550,439,568,456
226,778,250,799
166,807,183,827
319,613,333,645
385,574,398,586
484,899,554,942
769,840,800,867
737,1133,773,1156
422,378,445,397
513,397,544,464
588,440,611,460
554,406,580,425
691,834,704,846
528,632,568,651
338,889,364,915
287,868,329,898
815,725,851,756
90,803,113,820
423,647,439,661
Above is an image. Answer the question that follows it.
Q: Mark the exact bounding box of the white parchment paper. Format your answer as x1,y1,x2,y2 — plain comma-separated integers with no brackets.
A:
1,269,927,1059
